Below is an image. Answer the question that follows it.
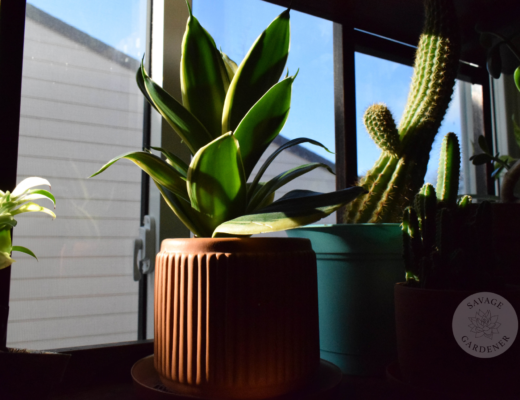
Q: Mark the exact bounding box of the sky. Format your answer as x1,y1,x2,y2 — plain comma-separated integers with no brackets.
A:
28,0,462,188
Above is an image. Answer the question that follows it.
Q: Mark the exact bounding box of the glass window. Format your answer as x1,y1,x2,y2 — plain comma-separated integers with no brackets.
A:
8,0,147,350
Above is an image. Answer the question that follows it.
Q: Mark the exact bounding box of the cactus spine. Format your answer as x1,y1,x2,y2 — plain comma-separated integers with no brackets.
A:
345,0,460,223
403,133,497,290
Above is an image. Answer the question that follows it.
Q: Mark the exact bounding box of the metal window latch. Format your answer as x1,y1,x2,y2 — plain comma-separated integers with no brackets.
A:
133,215,156,281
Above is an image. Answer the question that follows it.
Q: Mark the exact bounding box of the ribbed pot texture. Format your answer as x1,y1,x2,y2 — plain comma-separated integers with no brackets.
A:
154,238,320,399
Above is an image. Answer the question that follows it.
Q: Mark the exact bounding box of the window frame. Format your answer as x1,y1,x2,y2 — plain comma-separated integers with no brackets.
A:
0,0,497,355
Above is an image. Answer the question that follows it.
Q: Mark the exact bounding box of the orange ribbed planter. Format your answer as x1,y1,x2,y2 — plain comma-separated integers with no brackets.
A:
154,237,320,399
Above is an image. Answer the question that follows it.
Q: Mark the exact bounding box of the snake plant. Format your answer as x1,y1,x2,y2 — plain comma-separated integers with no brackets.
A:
91,4,365,238
0,177,56,270
344,0,460,223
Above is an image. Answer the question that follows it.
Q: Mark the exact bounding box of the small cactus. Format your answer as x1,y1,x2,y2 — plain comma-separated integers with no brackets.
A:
345,0,460,223
402,133,498,290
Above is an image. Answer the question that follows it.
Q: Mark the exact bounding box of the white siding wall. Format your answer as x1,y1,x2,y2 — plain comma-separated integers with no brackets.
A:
9,18,142,350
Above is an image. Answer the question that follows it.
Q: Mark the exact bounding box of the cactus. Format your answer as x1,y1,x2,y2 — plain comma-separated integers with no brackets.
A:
402,133,498,290
344,0,460,223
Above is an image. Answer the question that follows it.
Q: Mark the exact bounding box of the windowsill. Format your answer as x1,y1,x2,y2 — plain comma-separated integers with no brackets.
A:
46,341,429,399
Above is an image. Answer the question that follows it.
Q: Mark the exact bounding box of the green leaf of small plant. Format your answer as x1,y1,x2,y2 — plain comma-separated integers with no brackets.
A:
90,151,189,202
150,147,189,177
248,137,333,198
187,133,246,228
233,74,296,179
478,135,491,155
213,187,366,236
11,246,38,260
181,8,230,138
512,114,520,149
470,153,493,165
222,9,290,133
138,62,213,154
247,163,334,213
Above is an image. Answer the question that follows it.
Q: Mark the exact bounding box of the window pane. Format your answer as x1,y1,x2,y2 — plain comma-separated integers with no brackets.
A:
9,1,147,350
355,52,464,193
194,0,336,230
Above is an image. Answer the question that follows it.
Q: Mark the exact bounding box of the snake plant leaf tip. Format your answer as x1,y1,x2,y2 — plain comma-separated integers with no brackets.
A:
0,177,56,270
91,4,365,238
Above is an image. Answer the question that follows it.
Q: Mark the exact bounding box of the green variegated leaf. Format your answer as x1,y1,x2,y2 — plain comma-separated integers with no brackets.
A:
155,183,212,238
512,115,520,150
12,246,37,260
11,177,51,197
220,51,238,82
181,3,229,138
90,151,189,202
248,137,333,198
136,63,158,112
247,182,275,210
222,9,290,133
0,229,11,254
11,203,56,219
234,74,296,179
248,162,334,212
139,63,213,154
214,187,365,236
0,216,17,231
20,189,56,207
151,146,189,177
187,133,246,226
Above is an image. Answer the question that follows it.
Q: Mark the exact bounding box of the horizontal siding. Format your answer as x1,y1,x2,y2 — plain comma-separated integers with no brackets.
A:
7,314,138,347
19,117,142,148
9,293,137,321
9,237,135,259
20,96,142,132
21,76,142,113
8,18,142,350
7,331,138,350
17,154,141,183
9,275,138,301
10,256,133,279
22,58,141,94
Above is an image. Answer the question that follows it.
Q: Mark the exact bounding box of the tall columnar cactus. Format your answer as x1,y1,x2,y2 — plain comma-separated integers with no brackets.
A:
345,0,460,223
402,133,496,290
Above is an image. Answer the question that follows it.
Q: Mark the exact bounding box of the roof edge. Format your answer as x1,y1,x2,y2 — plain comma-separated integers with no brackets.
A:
26,4,140,71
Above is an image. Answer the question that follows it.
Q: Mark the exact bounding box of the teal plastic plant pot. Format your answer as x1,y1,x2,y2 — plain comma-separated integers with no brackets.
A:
287,224,404,376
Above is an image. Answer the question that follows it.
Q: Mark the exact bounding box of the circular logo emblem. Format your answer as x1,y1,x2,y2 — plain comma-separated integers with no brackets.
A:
452,292,518,358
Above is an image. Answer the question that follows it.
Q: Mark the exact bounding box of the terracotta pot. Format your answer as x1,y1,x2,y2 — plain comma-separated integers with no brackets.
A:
395,283,520,396
154,238,320,399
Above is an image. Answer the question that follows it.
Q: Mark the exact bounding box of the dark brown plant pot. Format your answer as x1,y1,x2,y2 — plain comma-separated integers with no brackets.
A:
395,283,520,396
490,203,520,284
0,348,71,400
154,237,320,400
